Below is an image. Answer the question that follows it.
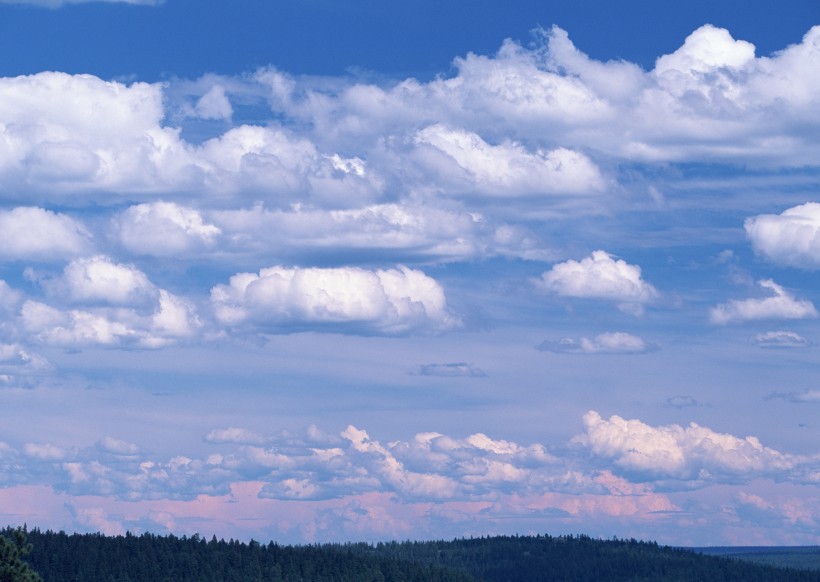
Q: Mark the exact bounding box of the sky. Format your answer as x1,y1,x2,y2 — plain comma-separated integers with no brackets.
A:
0,0,818,547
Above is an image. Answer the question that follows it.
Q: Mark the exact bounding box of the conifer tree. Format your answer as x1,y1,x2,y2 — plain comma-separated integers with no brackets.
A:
0,528,42,582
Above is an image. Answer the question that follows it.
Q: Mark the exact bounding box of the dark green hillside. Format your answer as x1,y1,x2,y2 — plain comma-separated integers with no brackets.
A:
14,528,469,582
6,527,820,582
695,546,820,572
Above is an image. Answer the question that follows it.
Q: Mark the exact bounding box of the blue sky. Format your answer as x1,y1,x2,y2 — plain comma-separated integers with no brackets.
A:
0,0,819,546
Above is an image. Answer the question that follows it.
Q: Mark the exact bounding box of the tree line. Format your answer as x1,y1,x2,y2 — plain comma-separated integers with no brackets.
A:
2,526,818,581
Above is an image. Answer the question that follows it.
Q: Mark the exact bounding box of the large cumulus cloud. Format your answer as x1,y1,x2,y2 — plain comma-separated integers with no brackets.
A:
210,265,459,335
745,203,820,269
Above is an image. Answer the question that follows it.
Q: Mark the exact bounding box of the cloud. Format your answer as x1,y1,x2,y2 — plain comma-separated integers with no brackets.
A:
664,396,701,409
11,255,202,349
209,203,546,264
538,251,659,314
710,279,817,325
0,207,91,261
0,343,52,387
210,265,459,335
751,330,811,349
204,428,268,445
194,86,233,121
115,202,221,257
413,363,486,377
47,255,157,305
745,203,820,270
767,390,820,404
577,411,798,482
654,24,756,77
412,124,605,197
537,332,654,354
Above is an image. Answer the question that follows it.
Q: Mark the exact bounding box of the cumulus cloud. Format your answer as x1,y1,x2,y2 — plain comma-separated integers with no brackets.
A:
577,411,797,482
115,202,221,257
207,203,549,264
538,251,659,314
412,124,605,196
537,332,654,354
0,343,52,387
654,24,756,77
194,85,233,121
745,203,820,269
751,330,811,349
0,207,91,261
20,258,200,348
710,279,817,325
210,265,459,335
47,255,156,305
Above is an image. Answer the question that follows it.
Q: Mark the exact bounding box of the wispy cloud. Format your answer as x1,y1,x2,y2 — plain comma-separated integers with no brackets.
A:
710,280,817,325
537,332,655,354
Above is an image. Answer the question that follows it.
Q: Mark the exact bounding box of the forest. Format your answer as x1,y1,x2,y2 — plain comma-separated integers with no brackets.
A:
2,526,819,581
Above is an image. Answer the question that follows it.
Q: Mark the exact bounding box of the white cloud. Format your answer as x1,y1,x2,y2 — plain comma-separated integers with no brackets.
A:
96,436,140,456
577,411,797,481
194,86,232,121
211,265,459,335
24,442,68,461
208,203,552,264
538,251,659,314
0,207,91,261
0,281,22,312
745,203,820,269
538,332,654,354
654,24,756,77
49,256,156,305
710,279,817,325
751,330,811,349
13,252,200,349
412,124,605,196
115,202,221,257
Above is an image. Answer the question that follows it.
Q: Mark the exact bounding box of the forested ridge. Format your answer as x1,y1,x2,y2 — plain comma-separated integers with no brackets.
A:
3,527,819,581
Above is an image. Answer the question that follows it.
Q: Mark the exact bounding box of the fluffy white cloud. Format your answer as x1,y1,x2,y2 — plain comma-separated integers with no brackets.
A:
538,251,659,314
194,86,232,121
412,124,605,196
56,256,155,305
0,207,91,261
211,265,459,335
710,279,817,325
655,24,756,77
538,332,653,354
207,203,552,264
20,258,200,348
115,202,221,257
578,411,797,481
745,203,820,269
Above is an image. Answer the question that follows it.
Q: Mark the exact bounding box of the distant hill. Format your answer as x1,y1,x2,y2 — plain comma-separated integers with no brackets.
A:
5,527,820,581
694,546,820,572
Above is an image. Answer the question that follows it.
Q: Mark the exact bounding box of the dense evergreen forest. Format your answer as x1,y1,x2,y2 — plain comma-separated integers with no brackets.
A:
3,526,819,582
